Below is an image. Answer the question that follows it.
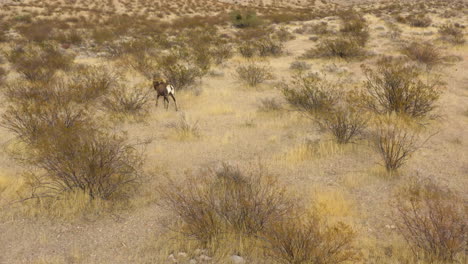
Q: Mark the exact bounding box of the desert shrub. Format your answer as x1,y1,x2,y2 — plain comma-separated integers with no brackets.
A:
439,24,465,44
274,27,295,42
211,43,233,65
102,84,151,115
69,66,117,103
361,57,442,118
282,73,340,115
91,28,117,44
230,10,262,28
255,37,284,57
302,37,365,59
238,41,257,58
339,12,369,46
30,131,142,200
159,62,200,91
17,20,54,42
306,22,329,35
263,214,359,264
7,44,74,82
406,14,432,27
317,107,368,144
401,42,442,69
235,61,274,87
395,178,467,262
371,119,420,172
1,98,89,146
158,164,291,244
127,52,158,79
289,61,311,72
258,98,282,112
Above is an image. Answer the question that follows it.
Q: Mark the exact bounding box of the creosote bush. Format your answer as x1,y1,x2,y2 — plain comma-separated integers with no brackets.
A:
316,107,368,144
282,73,340,115
102,84,151,115
395,178,467,262
158,164,292,244
263,214,360,264
338,10,369,46
371,118,421,172
439,24,465,45
235,61,274,87
401,42,442,69
6,44,75,82
302,37,365,60
361,57,442,118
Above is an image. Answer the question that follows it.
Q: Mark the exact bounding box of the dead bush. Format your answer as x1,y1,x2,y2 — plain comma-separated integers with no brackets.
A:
282,73,340,115
317,107,368,144
158,164,292,244
401,42,443,69
235,61,274,87
0,66,5,85
102,84,151,115
371,119,421,172
211,43,233,65
439,24,465,44
263,214,359,264
395,178,467,262
361,57,442,118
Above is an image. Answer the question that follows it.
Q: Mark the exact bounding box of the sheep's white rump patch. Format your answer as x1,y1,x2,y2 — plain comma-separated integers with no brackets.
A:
166,85,175,95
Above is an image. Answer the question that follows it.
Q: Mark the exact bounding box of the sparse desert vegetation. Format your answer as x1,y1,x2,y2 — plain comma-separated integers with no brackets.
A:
0,0,466,263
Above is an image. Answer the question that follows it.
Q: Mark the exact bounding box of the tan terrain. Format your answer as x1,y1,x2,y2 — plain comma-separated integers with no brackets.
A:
0,0,467,263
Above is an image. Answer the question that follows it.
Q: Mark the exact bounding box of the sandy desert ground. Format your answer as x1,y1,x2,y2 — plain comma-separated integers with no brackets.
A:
0,0,467,263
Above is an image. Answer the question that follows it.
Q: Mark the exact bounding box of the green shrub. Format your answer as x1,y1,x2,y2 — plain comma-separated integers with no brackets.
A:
230,10,262,28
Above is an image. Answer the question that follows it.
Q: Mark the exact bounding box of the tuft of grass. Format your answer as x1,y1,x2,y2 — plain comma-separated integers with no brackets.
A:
439,24,465,45
167,114,201,141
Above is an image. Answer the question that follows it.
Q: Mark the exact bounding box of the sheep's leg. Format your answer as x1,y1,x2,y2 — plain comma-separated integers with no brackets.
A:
170,94,178,111
164,97,169,110
155,94,161,107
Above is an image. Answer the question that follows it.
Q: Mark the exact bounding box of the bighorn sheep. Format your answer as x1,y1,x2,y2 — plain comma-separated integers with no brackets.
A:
152,77,178,111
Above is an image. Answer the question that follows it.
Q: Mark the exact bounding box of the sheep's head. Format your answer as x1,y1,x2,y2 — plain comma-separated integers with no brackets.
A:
152,76,167,87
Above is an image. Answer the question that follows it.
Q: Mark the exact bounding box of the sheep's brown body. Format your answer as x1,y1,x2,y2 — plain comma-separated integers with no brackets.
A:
153,79,178,111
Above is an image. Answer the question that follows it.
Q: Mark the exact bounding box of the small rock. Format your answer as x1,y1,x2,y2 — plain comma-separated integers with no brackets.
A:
167,254,177,263
189,259,197,264
230,255,246,264
178,252,188,259
199,254,212,261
